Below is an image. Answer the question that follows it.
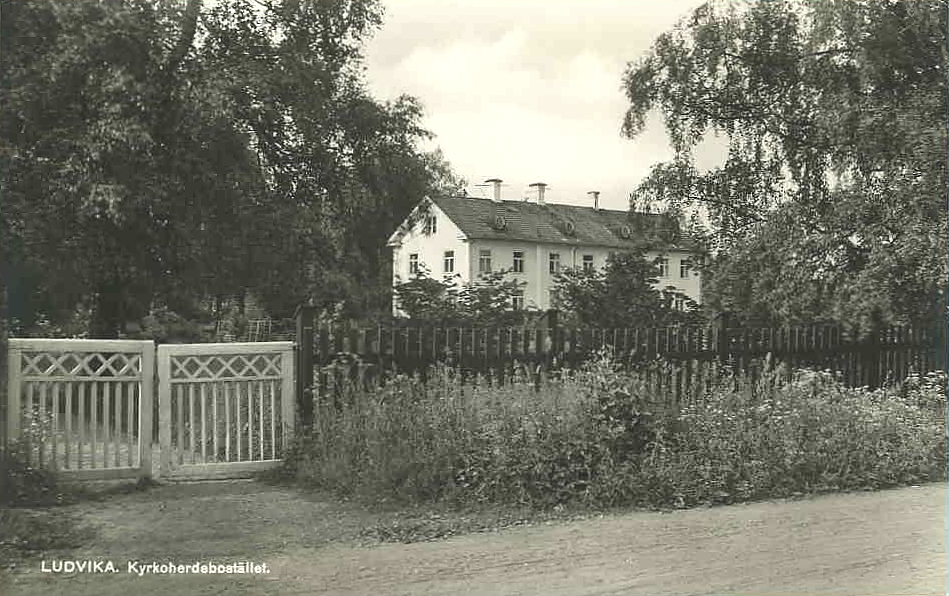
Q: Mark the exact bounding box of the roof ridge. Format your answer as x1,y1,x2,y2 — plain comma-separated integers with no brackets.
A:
434,194,644,216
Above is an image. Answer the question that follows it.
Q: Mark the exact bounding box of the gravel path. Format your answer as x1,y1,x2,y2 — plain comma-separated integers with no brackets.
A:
2,481,944,595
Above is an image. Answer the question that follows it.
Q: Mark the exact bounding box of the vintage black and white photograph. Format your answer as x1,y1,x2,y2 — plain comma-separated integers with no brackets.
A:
0,0,946,594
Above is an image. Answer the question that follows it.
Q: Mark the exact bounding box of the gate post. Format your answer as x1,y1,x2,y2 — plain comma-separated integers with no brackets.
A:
140,342,156,480
6,343,21,445
295,303,316,430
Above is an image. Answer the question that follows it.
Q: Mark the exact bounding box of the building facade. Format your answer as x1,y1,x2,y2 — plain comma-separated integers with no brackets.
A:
388,187,704,314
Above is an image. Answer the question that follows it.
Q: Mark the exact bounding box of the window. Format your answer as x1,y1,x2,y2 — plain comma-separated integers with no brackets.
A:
444,250,454,273
512,291,525,311
657,257,669,278
512,250,524,273
680,258,692,279
673,295,686,311
582,254,594,272
425,214,437,234
549,252,561,274
549,288,560,309
479,249,492,274
409,253,419,275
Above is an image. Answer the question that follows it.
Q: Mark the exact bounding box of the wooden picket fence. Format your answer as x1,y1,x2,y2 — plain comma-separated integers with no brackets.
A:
298,319,946,417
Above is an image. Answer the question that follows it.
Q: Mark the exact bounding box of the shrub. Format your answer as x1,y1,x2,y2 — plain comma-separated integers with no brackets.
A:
641,366,947,506
0,412,67,507
286,354,946,511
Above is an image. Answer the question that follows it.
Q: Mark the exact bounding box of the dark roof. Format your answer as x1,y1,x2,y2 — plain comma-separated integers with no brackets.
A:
429,196,701,251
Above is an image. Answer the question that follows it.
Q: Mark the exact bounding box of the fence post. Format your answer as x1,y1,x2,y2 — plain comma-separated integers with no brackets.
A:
295,303,315,430
716,311,731,365
864,327,882,389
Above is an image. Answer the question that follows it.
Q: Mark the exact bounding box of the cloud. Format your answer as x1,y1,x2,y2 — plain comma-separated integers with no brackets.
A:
364,0,722,210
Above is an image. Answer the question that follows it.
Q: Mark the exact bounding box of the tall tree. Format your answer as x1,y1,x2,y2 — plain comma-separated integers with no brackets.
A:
1,0,462,337
199,0,464,318
553,250,700,328
622,0,946,331
0,0,268,336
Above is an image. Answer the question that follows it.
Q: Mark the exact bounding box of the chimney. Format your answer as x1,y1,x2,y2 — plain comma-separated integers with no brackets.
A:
529,182,547,205
588,190,600,211
485,178,503,203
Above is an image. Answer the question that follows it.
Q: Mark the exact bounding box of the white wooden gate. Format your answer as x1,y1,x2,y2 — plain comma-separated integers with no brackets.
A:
5,339,155,481
157,342,295,480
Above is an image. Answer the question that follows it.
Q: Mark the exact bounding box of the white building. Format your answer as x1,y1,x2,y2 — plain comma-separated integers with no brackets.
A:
387,180,704,314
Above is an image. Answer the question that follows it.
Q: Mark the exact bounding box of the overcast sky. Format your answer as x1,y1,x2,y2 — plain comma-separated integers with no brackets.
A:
363,0,722,211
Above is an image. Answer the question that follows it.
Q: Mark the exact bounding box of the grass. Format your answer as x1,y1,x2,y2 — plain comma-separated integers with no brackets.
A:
285,354,947,511
0,506,94,570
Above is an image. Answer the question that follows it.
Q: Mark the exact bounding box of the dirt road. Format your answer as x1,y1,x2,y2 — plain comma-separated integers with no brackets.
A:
2,481,945,595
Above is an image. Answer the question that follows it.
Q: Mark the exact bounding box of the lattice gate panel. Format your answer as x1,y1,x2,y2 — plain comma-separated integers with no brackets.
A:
5,339,155,481
158,343,295,480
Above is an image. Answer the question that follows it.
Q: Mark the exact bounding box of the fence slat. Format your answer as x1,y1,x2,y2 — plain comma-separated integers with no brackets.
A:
270,379,276,460
51,382,59,471
247,382,254,462
90,382,97,469
188,384,196,465
77,383,85,470
224,382,231,462
101,382,109,469
258,380,265,461
114,383,122,468
212,382,219,463
126,382,134,467
236,383,242,462
200,384,207,464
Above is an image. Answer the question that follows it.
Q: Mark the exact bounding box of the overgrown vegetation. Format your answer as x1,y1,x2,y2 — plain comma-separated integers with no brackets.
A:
0,439,91,567
393,268,529,325
285,353,946,510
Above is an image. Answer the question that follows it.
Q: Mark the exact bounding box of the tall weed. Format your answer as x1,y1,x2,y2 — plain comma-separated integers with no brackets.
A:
286,354,946,510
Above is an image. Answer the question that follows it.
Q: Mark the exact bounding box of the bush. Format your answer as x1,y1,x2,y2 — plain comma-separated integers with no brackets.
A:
0,443,62,507
0,413,68,507
286,354,946,511
632,365,947,507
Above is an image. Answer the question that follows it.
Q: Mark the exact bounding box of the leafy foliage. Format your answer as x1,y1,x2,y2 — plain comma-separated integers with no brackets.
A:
286,353,945,509
0,0,463,337
553,250,701,327
623,0,947,330
393,268,528,325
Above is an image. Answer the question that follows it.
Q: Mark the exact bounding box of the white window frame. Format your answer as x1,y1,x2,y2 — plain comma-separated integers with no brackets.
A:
549,252,561,274
512,291,525,311
582,254,594,272
479,249,492,274
657,257,669,278
425,214,437,234
444,250,454,273
512,250,524,273
680,258,691,279
409,253,419,275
